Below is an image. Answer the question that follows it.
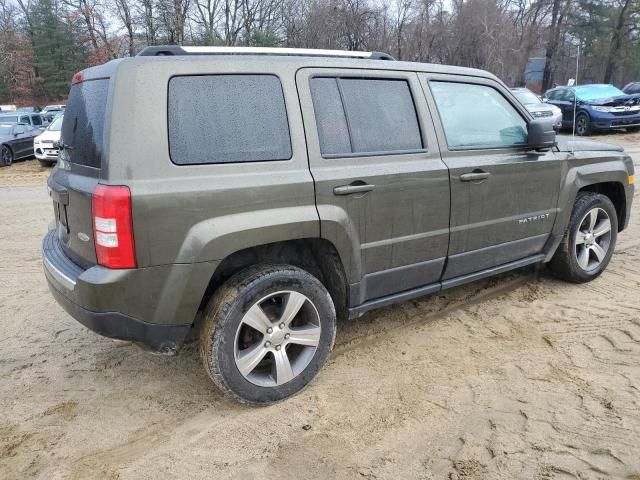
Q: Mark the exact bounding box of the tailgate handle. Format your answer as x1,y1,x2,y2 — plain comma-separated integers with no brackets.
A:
333,182,375,196
460,170,490,183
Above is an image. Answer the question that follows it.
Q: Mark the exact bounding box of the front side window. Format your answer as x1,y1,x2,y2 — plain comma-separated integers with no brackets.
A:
430,82,527,149
168,74,292,164
31,114,42,126
310,77,423,157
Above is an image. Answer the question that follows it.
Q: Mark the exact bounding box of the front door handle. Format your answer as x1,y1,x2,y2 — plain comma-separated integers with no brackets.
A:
460,170,491,182
333,182,375,195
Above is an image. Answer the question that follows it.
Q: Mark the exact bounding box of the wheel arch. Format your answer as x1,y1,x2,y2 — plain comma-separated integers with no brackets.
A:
196,238,350,327
578,181,626,232
546,162,630,262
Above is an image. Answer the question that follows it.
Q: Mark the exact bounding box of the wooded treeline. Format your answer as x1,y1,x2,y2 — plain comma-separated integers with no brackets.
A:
1,0,639,103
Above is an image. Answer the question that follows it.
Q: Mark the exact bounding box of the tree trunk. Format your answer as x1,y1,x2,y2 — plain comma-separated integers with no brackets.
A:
604,0,632,84
542,0,571,92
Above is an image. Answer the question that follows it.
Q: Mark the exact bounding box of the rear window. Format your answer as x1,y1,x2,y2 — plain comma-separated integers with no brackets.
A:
310,77,423,157
168,74,292,164
61,79,109,168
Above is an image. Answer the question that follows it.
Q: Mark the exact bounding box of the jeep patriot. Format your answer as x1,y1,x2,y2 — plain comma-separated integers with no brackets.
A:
42,46,635,404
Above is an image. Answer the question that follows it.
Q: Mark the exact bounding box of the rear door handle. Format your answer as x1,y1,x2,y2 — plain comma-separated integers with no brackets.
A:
460,171,491,182
333,183,375,195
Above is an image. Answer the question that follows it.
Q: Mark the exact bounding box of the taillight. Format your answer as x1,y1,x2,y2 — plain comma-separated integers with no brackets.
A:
92,184,136,269
71,70,84,84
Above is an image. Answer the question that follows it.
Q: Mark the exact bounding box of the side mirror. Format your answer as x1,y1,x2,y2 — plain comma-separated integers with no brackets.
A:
528,117,556,151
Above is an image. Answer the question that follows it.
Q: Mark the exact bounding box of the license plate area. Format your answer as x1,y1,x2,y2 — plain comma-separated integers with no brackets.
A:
53,200,69,233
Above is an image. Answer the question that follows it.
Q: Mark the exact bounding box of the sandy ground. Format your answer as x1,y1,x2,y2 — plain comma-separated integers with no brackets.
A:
1,134,640,480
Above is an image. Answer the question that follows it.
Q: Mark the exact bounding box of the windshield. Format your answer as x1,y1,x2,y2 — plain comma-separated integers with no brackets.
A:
512,89,541,105
0,125,12,136
575,84,625,101
48,115,63,131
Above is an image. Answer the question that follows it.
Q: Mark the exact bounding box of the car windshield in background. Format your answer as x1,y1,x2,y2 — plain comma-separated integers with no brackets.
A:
513,89,541,105
49,116,63,131
575,85,625,101
0,125,12,135
61,79,108,168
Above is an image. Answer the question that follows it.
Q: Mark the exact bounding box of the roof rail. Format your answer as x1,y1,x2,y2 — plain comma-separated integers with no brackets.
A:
137,45,395,61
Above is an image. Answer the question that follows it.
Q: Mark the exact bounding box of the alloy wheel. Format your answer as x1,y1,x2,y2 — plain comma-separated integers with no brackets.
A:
1,146,12,166
574,207,612,271
576,116,588,136
234,291,321,387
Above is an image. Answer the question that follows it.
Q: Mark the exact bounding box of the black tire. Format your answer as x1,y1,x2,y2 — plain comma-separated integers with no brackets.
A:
548,192,618,283
627,126,640,133
199,264,337,405
1,145,12,166
575,112,592,136
38,159,54,167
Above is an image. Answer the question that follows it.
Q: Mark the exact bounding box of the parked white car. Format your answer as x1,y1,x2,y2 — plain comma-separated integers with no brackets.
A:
34,115,63,166
511,87,563,130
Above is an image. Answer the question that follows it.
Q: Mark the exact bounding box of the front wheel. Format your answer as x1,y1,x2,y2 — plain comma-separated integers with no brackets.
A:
199,264,336,405
1,145,12,166
548,192,617,283
575,113,592,136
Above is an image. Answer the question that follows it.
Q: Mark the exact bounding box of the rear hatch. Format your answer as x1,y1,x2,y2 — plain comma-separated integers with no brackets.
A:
48,74,110,269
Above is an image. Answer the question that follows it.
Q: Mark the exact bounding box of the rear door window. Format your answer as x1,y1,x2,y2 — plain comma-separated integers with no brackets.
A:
61,79,109,168
168,74,292,164
310,77,423,157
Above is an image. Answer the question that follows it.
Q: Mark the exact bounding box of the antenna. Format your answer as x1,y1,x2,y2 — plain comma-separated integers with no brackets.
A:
571,44,580,153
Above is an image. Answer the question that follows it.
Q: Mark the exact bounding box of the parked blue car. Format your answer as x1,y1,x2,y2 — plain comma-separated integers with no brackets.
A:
543,84,640,135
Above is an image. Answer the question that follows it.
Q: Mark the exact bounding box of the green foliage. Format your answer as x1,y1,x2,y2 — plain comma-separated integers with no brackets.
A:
247,30,281,47
30,0,88,97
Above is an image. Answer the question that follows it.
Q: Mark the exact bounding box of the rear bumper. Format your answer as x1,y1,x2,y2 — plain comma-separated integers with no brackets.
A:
42,229,216,353
46,281,189,354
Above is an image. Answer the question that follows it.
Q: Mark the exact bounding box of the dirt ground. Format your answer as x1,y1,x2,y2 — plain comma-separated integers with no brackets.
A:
1,133,639,480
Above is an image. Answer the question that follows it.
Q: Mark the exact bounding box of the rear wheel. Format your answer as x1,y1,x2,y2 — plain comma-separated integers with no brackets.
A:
548,192,617,283
1,145,12,166
199,264,336,405
575,113,592,136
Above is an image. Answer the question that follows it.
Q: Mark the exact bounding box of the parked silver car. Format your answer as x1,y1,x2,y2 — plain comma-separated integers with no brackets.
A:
511,87,563,130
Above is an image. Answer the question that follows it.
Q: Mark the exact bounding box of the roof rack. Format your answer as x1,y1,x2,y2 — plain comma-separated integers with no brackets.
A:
137,45,395,61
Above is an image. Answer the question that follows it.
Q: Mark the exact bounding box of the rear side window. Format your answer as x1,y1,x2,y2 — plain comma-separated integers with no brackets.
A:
310,77,423,157
32,114,42,126
168,75,292,164
62,79,109,168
